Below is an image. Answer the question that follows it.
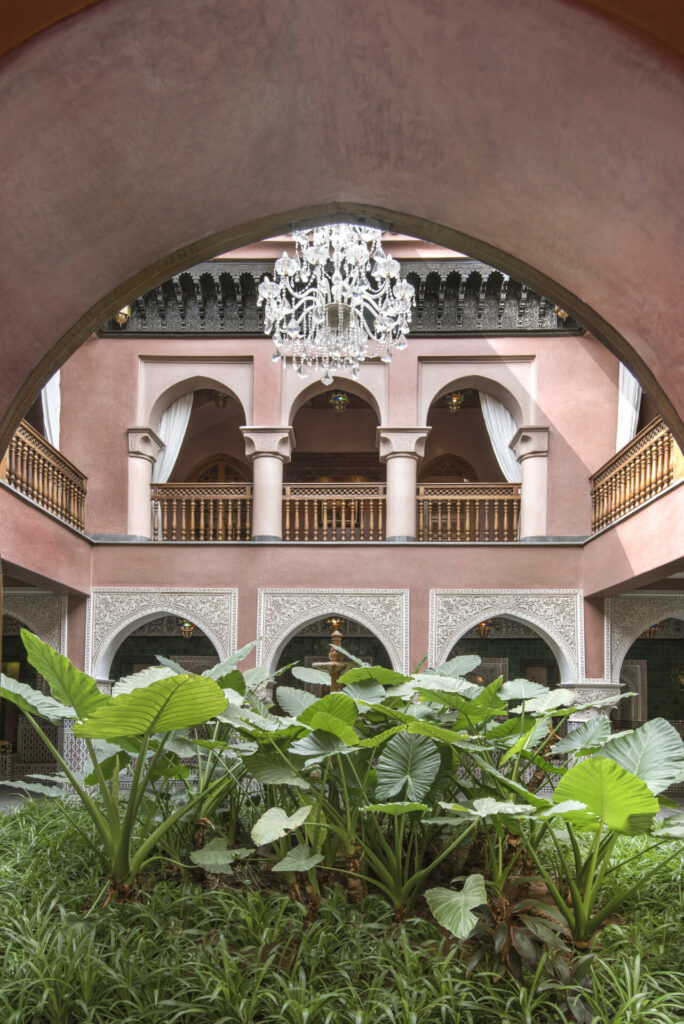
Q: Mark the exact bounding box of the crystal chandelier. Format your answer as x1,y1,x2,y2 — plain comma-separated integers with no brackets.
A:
257,225,415,384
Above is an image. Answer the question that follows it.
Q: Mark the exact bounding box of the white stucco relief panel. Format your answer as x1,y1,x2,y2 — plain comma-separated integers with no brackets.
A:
609,591,684,684
257,588,409,674
86,587,238,678
3,589,67,654
429,588,583,683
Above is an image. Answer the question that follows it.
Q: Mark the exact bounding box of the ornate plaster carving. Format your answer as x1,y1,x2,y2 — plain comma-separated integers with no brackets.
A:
241,426,294,461
257,589,409,674
429,589,583,683
377,428,431,461
510,426,549,461
127,427,164,461
609,591,684,683
87,588,238,678
619,660,648,720
565,681,622,721
3,589,67,653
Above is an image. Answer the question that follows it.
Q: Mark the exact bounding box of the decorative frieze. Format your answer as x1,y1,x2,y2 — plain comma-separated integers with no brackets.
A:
430,589,583,683
86,588,238,678
256,588,409,674
99,259,583,338
608,591,684,684
3,589,67,654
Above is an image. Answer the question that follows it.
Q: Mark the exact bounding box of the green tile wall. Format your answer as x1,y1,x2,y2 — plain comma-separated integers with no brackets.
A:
448,636,560,685
624,638,684,722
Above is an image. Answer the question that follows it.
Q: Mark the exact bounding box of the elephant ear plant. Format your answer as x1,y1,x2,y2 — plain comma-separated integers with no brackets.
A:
0,630,229,887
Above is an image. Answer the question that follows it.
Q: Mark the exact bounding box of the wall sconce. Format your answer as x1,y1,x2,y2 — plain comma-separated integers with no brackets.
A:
329,391,351,415
641,622,662,639
177,619,196,640
476,620,493,638
113,305,131,326
554,306,570,321
443,391,466,414
212,391,229,409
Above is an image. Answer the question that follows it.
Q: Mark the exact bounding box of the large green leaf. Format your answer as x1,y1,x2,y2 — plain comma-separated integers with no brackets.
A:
190,839,252,873
338,666,410,687
440,797,534,819
21,630,108,719
425,875,488,939
298,692,358,729
242,751,310,789
342,679,386,706
376,732,441,802
413,674,481,698
292,666,331,687
244,666,270,690
112,665,176,696
276,686,317,717
361,801,429,816
250,806,312,845
499,679,549,701
73,675,227,739
272,843,324,873
288,730,355,764
552,716,612,755
0,674,76,723
433,655,482,678
553,757,659,834
201,642,258,679
510,689,577,714
600,718,684,795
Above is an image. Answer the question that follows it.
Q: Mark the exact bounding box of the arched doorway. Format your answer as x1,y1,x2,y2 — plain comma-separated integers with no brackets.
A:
447,615,561,688
274,614,392,691
108,614,221,681
616,616,684,728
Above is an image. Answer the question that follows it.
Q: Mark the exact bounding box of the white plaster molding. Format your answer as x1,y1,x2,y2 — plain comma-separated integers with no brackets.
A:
618,660,648,720
86,588,238,678
608,591,684,683
566,680,622,721
281,361,388,426
3,589,66,654
127,426,164,461
429,588,583,683
257,588,409,674
376,428,430,461
417,356,535,427
140,356,253,428
510,425,549,461
240,426,294,462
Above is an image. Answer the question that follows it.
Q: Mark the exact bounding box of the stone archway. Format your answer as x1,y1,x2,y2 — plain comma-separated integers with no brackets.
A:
1,0,683,455
429,588,583,684
609,591,684,686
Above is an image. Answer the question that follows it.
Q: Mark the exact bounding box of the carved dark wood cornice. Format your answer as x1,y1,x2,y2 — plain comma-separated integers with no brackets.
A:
99,259,583,338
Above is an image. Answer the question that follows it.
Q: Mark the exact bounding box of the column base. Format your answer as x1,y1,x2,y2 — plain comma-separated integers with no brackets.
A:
252,535,283,542
385,535,417,543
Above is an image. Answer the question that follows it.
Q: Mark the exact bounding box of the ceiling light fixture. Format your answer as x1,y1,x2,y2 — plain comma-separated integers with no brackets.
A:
177,619,196,640
257,224,415,384
444,391,466,414
328,390,351,415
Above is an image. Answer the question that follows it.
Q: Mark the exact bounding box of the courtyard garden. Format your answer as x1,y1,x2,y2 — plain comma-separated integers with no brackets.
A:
1,631,683,1023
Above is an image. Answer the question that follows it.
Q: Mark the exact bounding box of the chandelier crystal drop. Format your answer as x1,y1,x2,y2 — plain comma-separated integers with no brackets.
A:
257,224,415,384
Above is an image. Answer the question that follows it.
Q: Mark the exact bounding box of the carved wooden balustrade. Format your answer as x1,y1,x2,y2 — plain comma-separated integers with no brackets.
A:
590,417,680,532
283,484,386,541
152,483,252,541
1,420,87,530
417,484,521,542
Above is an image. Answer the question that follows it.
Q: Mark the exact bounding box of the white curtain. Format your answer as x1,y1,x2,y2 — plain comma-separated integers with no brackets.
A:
479,392,522,483
151,394,194,483
616,363,642,452
41,370,61,449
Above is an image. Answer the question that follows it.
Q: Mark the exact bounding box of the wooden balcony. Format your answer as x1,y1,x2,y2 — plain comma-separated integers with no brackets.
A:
590,417,682,532
0,420,87,530
283,484,386,541
417,484,521,541
152,483,252,541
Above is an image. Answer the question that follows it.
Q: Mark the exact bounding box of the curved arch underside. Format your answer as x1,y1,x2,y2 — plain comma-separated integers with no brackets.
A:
0,0,683,454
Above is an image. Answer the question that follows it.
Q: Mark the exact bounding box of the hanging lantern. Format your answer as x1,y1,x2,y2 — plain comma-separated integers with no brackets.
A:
328,390,351,415
326,616,344,633
641,622,662,639
476,620,493,638
177,619,196,640
444,391,466,414
211,390,229,408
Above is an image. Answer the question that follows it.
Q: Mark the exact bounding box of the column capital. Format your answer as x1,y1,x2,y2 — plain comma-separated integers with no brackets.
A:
510,425,549,462
241,426,294,463
127,427,164,462
376,427,430,463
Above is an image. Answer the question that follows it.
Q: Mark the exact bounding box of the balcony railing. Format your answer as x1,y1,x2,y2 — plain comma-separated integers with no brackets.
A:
417,484,521,541
1,420,87,530
152,483,252,541
590,417,680,532
283,483,386,541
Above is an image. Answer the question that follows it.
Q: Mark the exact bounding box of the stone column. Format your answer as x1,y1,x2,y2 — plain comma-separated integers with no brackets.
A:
241,427,294,541
126,427,164,540
510,426,549,540
377,428,430,542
